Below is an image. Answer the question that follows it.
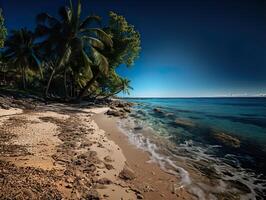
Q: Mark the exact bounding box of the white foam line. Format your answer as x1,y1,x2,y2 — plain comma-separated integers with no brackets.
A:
117,120,191,187
117,116,266,199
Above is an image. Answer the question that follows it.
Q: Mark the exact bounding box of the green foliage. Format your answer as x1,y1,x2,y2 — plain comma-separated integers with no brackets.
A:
3,28,41,88
0,9,7,48
35,0,113,97
105,11,141,68
0,1,141,100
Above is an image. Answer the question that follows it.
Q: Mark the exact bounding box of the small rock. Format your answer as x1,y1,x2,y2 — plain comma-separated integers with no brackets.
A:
66,177,74,183
119,166,136,180
153,108,164,113
84,164,97,173
106,110,121,117
105,163,114,170
134,126,143,131
97,178,112,185
123,107,131,113
65,183,73,188
83,189,100,200
73,159,82,165
136,194,144,199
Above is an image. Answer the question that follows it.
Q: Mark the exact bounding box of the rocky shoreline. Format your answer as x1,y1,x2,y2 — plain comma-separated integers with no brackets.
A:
0,95,140,199
0,90,198,200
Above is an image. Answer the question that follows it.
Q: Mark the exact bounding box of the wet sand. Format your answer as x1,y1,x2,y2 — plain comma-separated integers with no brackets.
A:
93,113,194,200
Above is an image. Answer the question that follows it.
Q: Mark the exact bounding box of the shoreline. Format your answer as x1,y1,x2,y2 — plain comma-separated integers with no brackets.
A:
93,112,193,199
0,99,192,199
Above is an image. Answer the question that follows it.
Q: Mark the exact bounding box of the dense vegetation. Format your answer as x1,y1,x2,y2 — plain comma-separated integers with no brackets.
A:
0,0,141,101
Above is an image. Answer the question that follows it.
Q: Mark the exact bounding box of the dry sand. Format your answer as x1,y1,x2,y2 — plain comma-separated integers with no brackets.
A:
0,104,193,199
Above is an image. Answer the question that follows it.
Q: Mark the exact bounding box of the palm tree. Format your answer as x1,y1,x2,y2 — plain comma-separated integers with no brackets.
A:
35,0,112,98
103,78,133,99
3,28,42,89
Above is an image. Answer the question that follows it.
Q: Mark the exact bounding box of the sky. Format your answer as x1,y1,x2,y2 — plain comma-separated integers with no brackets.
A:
1,0,266,97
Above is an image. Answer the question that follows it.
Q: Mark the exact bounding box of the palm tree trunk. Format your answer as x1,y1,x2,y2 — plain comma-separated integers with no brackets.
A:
77,69,100,100
64,69,69,99
21,66,26,89
45,68,55,98
45,44,70,98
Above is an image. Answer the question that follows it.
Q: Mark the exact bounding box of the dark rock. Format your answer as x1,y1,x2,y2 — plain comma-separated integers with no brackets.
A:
134,126,143,131
78,151,97,160
153,108,164,113
104,156,113,162
106,110,121,117
105,163,114,170
80,141,93,148
97,178,112,185
83,189,100,200
64,169,73,176
117,103,126,108
84,164,97,173
119,166,136,180
73,159,82,165
123,107,131,113
0,103,10,109
65,183,73,188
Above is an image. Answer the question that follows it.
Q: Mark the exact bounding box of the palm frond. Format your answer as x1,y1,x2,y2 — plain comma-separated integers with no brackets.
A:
82,36,104,50
82,28,113,48
79,15,102,30
91,47,108,75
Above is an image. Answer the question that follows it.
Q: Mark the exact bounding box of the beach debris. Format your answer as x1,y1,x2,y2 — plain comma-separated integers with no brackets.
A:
119,166,136,180
214,132,240,148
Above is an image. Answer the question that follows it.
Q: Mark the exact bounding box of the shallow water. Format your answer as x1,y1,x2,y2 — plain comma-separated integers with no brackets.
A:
118,98,266,199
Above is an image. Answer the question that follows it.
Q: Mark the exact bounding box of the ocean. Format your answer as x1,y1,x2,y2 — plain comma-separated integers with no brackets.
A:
118,98,266,199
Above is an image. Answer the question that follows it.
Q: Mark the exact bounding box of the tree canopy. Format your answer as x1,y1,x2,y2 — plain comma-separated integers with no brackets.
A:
0,1,141,101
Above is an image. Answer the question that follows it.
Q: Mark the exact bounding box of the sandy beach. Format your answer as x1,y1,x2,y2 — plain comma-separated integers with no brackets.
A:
0,101,193,200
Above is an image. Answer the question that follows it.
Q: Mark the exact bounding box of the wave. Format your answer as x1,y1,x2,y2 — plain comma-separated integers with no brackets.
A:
117,113,266,199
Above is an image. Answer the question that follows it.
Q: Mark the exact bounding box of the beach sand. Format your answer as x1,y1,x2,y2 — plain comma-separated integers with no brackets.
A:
94,113,193,200
0,104,193,199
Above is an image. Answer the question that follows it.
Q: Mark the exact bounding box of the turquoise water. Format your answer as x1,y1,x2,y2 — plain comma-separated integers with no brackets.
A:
119,98,266,199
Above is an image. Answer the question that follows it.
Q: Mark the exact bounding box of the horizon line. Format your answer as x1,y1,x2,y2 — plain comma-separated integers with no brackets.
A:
118,96,266,99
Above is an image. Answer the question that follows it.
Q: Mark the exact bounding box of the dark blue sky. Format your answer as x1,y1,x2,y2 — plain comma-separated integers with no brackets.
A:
1,0,266,97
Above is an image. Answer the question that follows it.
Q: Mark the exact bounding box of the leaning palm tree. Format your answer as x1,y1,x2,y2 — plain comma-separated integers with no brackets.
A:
35,0,112,98
3,28,42,89
103,77,133,99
